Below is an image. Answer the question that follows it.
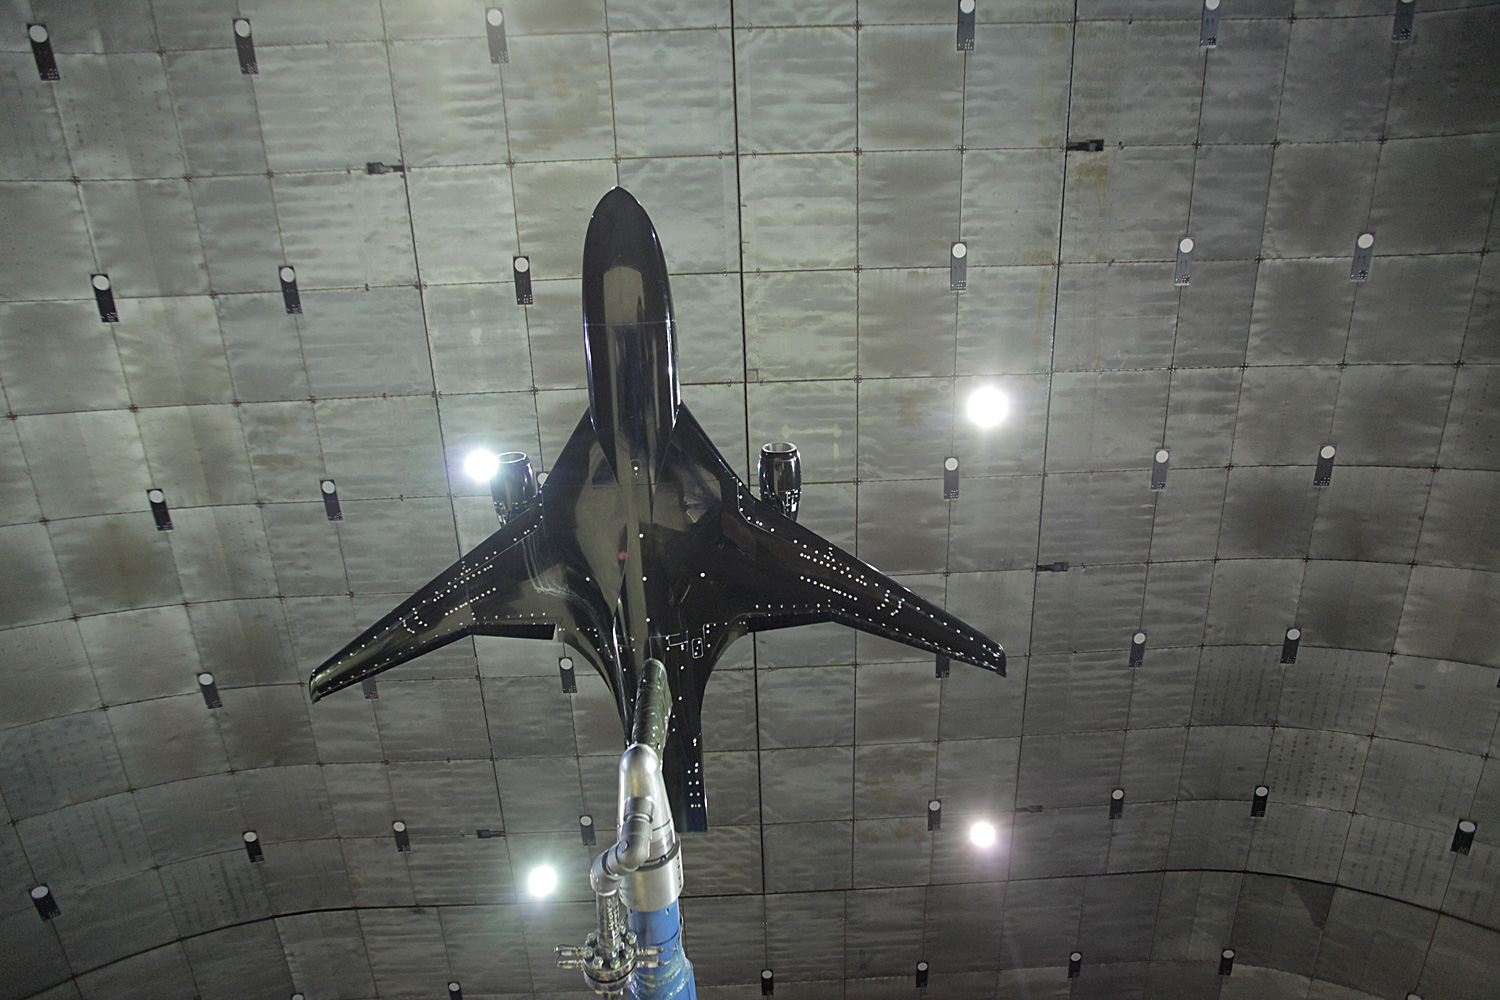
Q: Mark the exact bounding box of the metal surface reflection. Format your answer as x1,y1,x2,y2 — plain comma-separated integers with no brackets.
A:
308,188,1006,831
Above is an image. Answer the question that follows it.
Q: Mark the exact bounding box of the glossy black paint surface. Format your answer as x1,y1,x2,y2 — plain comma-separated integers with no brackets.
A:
309,188,1006,831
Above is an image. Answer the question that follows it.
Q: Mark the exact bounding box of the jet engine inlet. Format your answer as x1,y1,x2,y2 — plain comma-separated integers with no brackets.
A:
758,442,801,522
491,452,537,525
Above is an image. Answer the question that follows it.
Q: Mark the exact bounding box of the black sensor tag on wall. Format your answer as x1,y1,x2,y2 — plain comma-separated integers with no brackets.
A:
559,656,577,693
321,479,343,521
1110,788,1125,820
1200,0,1220,48
935,653,950,679
1281,627,1301,664
147,489,172,530
92,274,118,322
362,677,379,699
198,672,222,709
486,8,509,63
950,242,967,290
1068,953,1082,979
393,821,411,852
28,24,59,81
1219,949,1235,976
233,18,257,73
580,814,596,846
279,265,302,314
1314,445,1336,487
514,256,533,305
1251,785,1269,818
915,962,929,988
30,885,59,921
1150,448,1169,491
1174,237,1194,286
943,456,960,499
1351,233,1375,281
956,0,975,50
1393,0,1415,42
1128,631,1146,668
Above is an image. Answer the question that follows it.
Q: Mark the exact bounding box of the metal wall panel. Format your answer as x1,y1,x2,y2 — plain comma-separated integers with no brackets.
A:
273,172,417,288
612,29,735,158
0,712,126,820
390,38,509,166
0,621,104,726
739,153,858,271
0,182,95,301
1346,255,1479,364
113,297,234,405
165,51,267,176
49,513,183,616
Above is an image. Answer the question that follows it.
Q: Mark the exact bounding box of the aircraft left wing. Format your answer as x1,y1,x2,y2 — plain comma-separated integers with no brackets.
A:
307,503,581,700
667,411,1006,676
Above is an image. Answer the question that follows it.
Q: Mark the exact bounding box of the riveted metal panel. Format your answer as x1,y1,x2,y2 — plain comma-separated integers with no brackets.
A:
619,156,740,274
406,166,517,285
764,821,853,893
612,29,734,157
50,513,183,616
388,38,508,167
740,152,858,270
1338,816,1456,909
963,148,1064,266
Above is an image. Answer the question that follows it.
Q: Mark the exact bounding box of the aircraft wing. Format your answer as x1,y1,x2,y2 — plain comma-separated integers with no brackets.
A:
308,420,606,702
669,414,1007,676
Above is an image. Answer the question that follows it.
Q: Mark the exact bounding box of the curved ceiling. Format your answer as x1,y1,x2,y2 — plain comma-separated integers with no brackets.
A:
1,1,1498,999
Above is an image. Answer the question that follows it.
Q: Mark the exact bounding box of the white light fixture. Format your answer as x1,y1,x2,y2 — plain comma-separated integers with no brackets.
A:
969,820,997,847
527,864,558,898
464,449,500,482
965,386,1009,428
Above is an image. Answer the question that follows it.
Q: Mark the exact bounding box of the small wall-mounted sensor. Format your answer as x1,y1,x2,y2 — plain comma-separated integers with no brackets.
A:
514,256,533,305
1200,0,1220,48
1219,949,1235,976
580,814,596,846
320,479,343,521
362,677,379,700
935,653,950,679
1314,444,1336,487
943,456,960,499
559,656,577,694
233,18,257,73
91,273,118,323
927,799,942,832
957,0,975,51
243,830,264,863
147,489,173,531
950,242,968,290
761,969,774,996
392,821,410,853
448,983,463,1000
1393,0,1415,42
279,265,302,314
1174,237,1194,286
1150,449,1169,491
1128,631,1147,668
28,24,59,81
1068,952,1082,979
486,8,508,64
30,884,59,920
916,961,929,988
1281,627,1301,664
1251,785,1269,818
197,672,222,709
1452,818,1477,854
1351,232,1375,281
1109,788,1125,820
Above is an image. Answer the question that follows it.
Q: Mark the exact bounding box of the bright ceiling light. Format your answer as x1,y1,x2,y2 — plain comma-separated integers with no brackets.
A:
464,448,500,482
526,865,557,898
969,821,997,848
966,386,1009,428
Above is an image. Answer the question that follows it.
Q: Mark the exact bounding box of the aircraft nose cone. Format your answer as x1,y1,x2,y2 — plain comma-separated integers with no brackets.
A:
583,187,672,328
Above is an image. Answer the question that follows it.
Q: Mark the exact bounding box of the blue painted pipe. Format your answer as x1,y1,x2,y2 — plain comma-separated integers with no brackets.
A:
627,900,696,1000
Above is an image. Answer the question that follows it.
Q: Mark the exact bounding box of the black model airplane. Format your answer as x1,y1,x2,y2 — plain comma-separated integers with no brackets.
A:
309,188,1006,830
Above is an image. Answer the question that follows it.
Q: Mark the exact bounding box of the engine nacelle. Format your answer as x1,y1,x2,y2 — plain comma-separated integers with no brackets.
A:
491,451,537,525
757,442,801,522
